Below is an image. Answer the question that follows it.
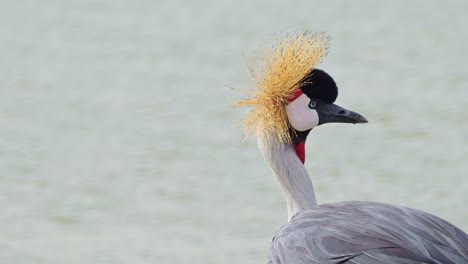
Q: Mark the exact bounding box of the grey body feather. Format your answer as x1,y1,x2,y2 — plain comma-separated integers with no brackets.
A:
268,201,468,264
258,133,468,264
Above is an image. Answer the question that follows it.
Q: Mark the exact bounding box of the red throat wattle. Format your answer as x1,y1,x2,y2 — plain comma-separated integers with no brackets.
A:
294,141,306,164
289,88,306,164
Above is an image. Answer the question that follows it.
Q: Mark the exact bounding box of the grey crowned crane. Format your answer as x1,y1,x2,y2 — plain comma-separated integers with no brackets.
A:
235,32,468,264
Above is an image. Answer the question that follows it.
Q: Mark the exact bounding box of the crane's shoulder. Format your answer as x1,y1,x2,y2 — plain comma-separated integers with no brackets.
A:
269,201,468,264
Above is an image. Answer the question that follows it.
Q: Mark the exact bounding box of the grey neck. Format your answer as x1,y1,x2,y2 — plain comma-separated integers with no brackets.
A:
258,132,317,221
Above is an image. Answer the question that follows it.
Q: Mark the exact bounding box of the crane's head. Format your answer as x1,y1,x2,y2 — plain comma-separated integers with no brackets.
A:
286,69,367,132
285,69,367,163
236,32,367,163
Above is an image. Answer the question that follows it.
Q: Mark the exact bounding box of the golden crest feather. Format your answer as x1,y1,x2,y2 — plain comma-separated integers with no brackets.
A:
236,31,330,144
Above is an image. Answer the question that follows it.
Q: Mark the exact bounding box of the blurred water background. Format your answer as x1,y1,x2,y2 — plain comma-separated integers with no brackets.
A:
1,0,467,263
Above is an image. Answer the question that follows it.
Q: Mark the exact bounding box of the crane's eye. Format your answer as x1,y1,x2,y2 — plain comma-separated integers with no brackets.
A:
308,100,317,109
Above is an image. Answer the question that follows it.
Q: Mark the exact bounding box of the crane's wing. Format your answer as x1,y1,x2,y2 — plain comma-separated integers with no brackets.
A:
268,201,468,264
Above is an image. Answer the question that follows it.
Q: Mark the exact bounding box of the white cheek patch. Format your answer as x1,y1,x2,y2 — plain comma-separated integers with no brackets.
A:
286,94,319,131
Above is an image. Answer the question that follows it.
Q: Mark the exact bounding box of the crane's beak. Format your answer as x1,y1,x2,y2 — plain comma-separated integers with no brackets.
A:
317,103,368,125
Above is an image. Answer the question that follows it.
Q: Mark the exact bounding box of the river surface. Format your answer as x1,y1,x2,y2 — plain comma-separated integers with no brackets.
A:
1,0,467,263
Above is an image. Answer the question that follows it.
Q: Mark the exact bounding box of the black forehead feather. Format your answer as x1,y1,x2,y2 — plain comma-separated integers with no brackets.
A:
299,69,338,103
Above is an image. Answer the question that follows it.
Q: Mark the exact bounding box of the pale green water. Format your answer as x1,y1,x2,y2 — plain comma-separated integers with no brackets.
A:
0,0,467,263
